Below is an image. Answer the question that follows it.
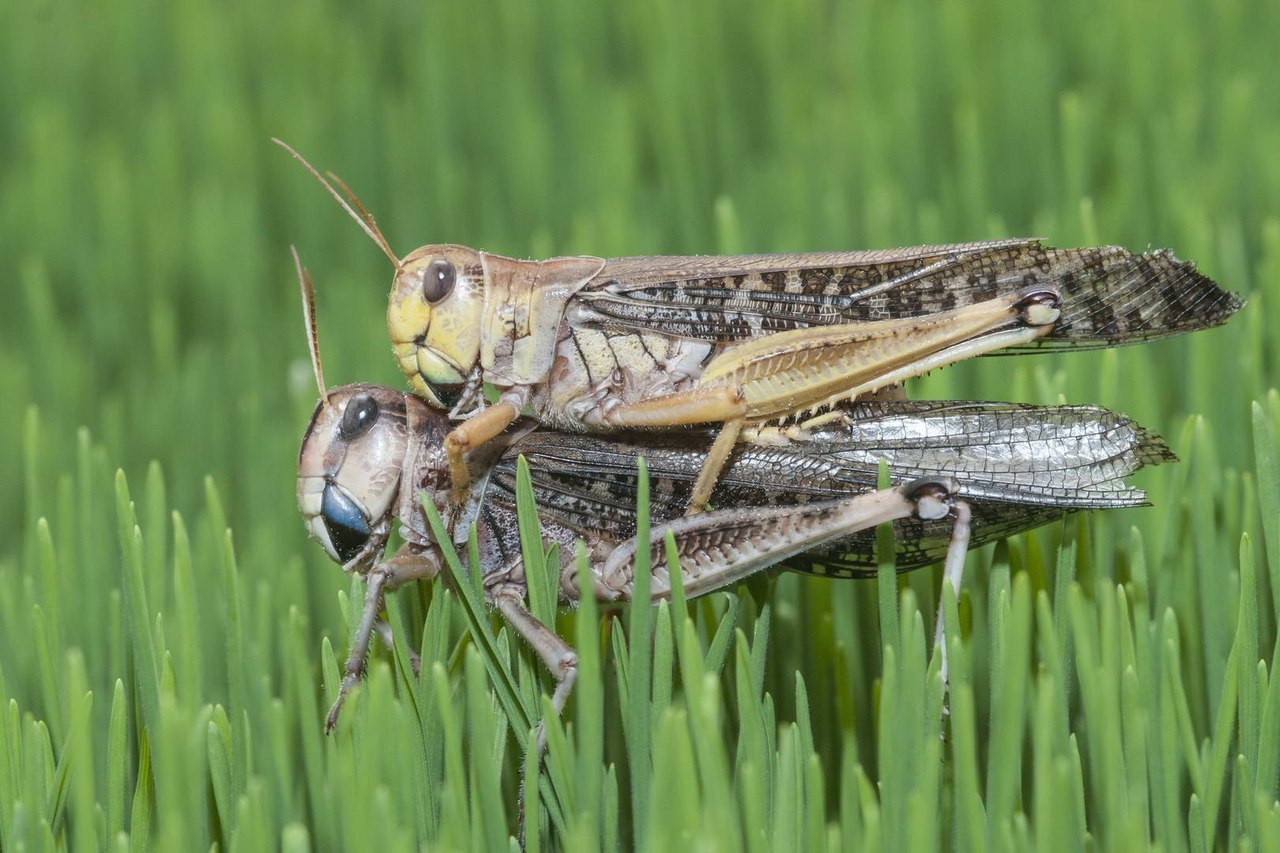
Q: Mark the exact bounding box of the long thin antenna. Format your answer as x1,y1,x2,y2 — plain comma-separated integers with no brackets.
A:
326,170,380,236
292,246,330,404
273,138,402,271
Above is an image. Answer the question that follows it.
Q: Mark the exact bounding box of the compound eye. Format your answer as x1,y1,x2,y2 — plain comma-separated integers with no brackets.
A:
422,259,456,304
321,483,372,564
339,394,379,440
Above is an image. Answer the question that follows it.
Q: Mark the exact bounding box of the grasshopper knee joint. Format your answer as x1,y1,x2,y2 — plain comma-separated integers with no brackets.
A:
903,476,961,520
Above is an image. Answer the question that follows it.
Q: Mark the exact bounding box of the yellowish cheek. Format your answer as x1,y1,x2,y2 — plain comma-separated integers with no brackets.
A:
424,304,482,368
430,307,461,338
387,294,432,345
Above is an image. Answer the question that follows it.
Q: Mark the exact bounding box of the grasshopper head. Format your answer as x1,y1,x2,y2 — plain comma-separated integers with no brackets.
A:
387,245,486,411
272,142,488,412
297,384,412,571
272,143,486,412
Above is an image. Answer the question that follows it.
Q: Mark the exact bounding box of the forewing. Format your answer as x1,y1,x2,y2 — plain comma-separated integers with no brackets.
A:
582,240,1240,349
481,400,1171,576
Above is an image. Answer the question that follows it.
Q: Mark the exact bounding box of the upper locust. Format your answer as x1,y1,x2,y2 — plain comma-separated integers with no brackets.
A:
277,141,1242,512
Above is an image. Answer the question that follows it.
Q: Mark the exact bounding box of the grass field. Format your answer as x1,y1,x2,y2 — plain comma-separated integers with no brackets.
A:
2,0,1279,848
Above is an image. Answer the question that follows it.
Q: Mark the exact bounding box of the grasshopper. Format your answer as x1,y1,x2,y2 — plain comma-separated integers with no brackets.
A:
275,141,1237,513
291,251,1172,734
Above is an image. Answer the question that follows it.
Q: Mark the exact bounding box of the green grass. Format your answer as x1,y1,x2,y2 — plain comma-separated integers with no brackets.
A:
2,0,1279,847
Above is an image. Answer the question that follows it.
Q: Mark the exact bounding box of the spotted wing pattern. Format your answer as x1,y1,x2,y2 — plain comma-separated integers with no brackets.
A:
581,240,1241,350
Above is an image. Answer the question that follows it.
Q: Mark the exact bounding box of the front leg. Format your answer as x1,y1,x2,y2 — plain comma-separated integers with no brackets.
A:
444,387,530,501
326,548,442,733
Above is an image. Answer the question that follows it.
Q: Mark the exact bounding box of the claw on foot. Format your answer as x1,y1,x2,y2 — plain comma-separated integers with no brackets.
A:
324,696,345,734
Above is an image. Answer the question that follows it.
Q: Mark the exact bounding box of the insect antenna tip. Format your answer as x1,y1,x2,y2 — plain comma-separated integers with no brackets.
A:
273,139,402,271
291,245,330,405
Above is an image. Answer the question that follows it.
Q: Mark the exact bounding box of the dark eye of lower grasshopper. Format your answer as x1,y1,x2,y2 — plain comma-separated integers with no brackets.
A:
339,394,379,440
422,259,456,303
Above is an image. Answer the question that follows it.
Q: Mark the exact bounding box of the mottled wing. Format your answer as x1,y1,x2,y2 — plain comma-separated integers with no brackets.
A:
479,400,1171,577
580,240,1241,349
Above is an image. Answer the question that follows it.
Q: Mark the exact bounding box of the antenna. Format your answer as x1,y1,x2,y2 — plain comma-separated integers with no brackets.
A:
273,138,402,271
292,246,329,404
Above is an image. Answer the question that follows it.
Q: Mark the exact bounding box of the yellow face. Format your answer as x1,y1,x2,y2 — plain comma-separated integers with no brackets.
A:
386,244,486,410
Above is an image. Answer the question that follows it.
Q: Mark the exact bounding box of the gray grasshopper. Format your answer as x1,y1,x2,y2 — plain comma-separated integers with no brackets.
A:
276,140,1235,512
293,252,1172,732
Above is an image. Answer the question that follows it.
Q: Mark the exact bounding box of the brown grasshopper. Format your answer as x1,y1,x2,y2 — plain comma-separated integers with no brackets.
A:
275,141,1237,514
291,251,1172,734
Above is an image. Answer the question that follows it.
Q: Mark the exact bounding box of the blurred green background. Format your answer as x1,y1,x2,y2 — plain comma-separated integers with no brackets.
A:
2,0,1278,848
